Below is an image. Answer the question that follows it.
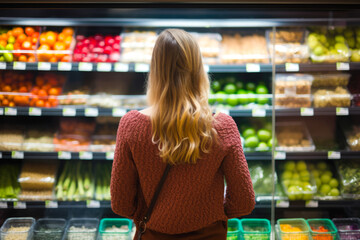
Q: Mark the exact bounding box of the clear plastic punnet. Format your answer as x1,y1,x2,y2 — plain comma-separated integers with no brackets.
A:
98,218,132,240
227,218,241,240
0,217,36,240
311,73,351,88
336,160,360,199
332,218,360,240
276,122,315,152
240,219,271,240
120,31,157,63
344,124,360,151
190,32,222,64
33,218,66,240
64,218,99,240
313,86,352,108
277,218,310,240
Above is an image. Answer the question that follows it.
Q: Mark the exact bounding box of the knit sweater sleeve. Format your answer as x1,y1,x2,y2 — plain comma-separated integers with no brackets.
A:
220,116,256,218
110,114,138,219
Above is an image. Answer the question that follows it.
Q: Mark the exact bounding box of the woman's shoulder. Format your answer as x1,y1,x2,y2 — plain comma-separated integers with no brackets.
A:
118,110,150,131
213,113,238,136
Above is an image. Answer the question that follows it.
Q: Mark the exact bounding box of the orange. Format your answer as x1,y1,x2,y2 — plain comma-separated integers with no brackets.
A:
38,44,51,61
30,96,39,106
36,76,45,86
48,95,58,106
57,32,66,42
13,95,22,105
64,36,73,49
49,56,58,62
0,40,7,47
42,84,51,92
28,56,36,62
9,101,15,107
38,89,48,98
45,31,57,46
32,32,39,39
18,55,27,62
48,87,59,96
2,98,9,106
61,55,71,62
19,86,28,93
7,30,13,37
21,41,32,50
25,27,35,36
44,101,52,108
12,27,23,37
62,27,74,36
31,36,38,45
35,99,45,108
54,41,66,50
39,33,47,45
16,33,27,44
0,33,6,40
3,85,11,92
31,86,39,95
0,95,3,101
21,96,30,106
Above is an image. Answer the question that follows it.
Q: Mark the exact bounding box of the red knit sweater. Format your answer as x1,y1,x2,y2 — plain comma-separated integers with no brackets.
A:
110,110,255,234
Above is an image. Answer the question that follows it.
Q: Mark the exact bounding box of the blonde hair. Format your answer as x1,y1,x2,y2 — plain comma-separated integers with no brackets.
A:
147,29,217,165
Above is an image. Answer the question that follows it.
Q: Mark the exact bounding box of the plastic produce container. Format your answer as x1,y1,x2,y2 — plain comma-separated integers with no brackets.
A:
120,31,157,63
313,86,351,108
335,160,360,199
311,73,351,88
332,218,360,240
33,218,66,240
191,32,222,64
240,219,271,240
63,218,99,240
277,218,310,240
0,217,35,240
307,219,338,240
227,218,241,240
98,218,132,240
343,124,360,151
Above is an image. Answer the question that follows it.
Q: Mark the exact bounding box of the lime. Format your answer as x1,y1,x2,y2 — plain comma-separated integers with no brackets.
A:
329,178,339,188
244,136,259,148
235,81,244,90
224,83,237,94
257,129,271,142
246,82,256,91
226,95,238,107
237,89,248,105
321,174,331,184
243,128,256,138
3,53,13,62
329,188,340,197
255,85,268,94
257,142,268,151
296,161,307,171
320,184,331,195
215,91,226,104
211,81,221,92
284,161,296,171
247,90,256,103
256,97,268,105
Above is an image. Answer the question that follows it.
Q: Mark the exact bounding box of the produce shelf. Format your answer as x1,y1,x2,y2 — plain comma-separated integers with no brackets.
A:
275,151,360,160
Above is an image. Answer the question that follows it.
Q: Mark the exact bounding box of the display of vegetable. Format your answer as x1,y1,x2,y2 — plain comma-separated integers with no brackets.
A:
337,160,360,198
0,164,21,199
243,226,270,240
67,226,97,240
95,163,112,201
248,161,276,195
332,218,360,240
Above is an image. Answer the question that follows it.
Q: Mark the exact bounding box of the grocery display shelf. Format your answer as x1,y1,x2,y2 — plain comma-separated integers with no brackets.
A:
275,200,360,208
275,107,360,117
275,150,360,160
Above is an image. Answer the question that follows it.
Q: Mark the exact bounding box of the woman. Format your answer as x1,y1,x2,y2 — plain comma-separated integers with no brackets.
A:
111,29,255,240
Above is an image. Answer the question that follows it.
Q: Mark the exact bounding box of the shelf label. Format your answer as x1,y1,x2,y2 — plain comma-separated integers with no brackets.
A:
38,62,51,71
0,202,7,209
305,200,318,208
252,108,266,117
328,151,341,159
275,151,286,160
5,107,17,116
134,63,149,72
58,151,71,160
58,62,72,71
97,63,112,72
14,201,26,209
62,108,76,116
204,64,210,72
11,151,24,159
106,152,114,160
85,108,99,117
114,63,129,72
78,62,93,71
285,63,299,72
45,200,58,208
336,107,349,116
112,108,127,117
276,200,289,208
13,62,26,70
79,151,93,160
29,107,42,116
0,62,6,69
86,200,100,208
300,108,314,116
336,62,350,71
0,108,3,115
246,63,260,72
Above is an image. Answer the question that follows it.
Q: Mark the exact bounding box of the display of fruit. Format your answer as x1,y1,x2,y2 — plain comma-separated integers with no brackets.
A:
279,161,317,200
280,223,309,240
95,162,112,201
240,119,272,151
0,26,39,62
0,163,21,199
337,160,360,198
333,27,360,62
37,27,74,62
73,34,121,62
30,73,64,108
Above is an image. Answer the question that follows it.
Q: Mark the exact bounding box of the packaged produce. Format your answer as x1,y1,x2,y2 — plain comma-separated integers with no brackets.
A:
336,160,360,199
0,217,35,240
313,86,351,108
328,27,360,62
227,218,241,240
343,124,360,151
58,89,89,106
311,73,350,88
120,31,157,63
33,218,66,240
64,218,99,240
99,218,132,240
276,122,315,152
87,94,122,108
56,161,95,201
332,218,360,240
0,128,24,151
307,219,338,240
248,161,277,196
240,219,271,240
95,163,112,200
191,33,222,64
279,161,317,201
220,33,269,64
275,74,313,108
0,163,21,200
23,129,55,152
277,218,310,240
240,119,272,152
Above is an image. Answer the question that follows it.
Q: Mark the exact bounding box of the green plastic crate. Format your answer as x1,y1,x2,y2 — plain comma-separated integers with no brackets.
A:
277,218,310,240
99,218,132,240
307,219,338,240
240,218,271,240
227,218,241,240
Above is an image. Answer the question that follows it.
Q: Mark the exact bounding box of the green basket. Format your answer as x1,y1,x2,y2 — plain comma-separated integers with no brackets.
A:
307,219,338,240
240,218,271,240
99,218,132,240
227,219,241,240
277,218,310,240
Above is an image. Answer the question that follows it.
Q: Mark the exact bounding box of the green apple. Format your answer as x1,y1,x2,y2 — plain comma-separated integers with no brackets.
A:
244,136,259,148
237,89,248,105
315,178,322,188
300,170,310,182
257,142,268,151
292,173,300,180
211,81,221,92
284,161,296,172
321,174,331,184
296,161,307,171
329,188,340,197
224,83,237,94
257,129,271,142
215,91,227,104
329,178,339,188
282,171,293,180
226,94,238,107
323,170,333,178
320,184,331,195
243,128,256,138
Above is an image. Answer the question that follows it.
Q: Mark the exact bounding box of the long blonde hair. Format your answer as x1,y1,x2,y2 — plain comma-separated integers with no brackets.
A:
147,29,217,165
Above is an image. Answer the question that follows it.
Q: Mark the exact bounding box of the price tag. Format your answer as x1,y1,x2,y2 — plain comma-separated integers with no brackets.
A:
275,151,286,160
112,108,127,117
204,64,210,73
62,108,76,116
14,201,26,209
0,62,6,69
114,63,129,72
45,201,58,208
0,152,2,159
5,107,17,116
58,151,71,160
97,63,112,72
305,200,318,208
276,200,289,208
0,108,3,115
246,63,260,72
134,63,150,72
336,107,349,116
0,202,8,209
106,152,114,160
13,62,26,70
78,62,93,71
285,63,300,72
328,151,341,159
38,62,51,71
58,62,72,71
79,151,93,160
29,107,42,116
252,108,266,117
86,200,100,208
336,62,350,71
300,108,314,116
85,108,99,117
11,151,24,159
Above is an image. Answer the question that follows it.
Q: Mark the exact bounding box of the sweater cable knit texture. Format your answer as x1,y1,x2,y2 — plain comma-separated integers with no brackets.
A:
110,110,255,234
